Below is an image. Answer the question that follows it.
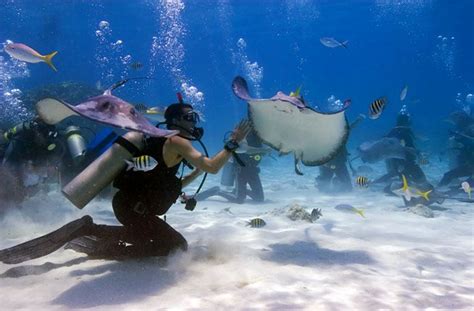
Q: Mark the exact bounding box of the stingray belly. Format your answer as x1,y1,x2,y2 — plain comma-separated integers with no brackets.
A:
248,99,348,166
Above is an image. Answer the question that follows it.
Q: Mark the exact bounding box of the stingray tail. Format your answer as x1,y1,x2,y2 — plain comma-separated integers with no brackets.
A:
43,51,58,72
0,216,93,264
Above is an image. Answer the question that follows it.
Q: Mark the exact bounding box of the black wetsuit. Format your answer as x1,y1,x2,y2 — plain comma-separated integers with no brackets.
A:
374,126,429,186
438,123,474,187
196,153,264,204
0,136,188,263
315,146,352,193
110,136,187,256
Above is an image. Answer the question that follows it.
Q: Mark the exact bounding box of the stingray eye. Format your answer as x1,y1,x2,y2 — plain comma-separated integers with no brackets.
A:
130,107,137,116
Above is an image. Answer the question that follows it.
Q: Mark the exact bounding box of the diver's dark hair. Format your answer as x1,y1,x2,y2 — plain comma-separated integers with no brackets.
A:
164,103,193,125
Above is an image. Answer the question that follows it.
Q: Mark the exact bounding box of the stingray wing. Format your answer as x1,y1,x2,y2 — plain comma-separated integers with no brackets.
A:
248,99,349,166
36,97,177,138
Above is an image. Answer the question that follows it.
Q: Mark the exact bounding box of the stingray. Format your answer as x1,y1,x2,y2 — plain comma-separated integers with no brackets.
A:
35,88,178,137
356,137,417,164
232,76,350,175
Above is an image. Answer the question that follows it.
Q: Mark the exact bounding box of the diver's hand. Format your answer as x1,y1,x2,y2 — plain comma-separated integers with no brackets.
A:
231,119,252,143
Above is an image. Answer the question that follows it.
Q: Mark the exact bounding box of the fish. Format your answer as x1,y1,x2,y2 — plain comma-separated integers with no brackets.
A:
289,85,302,98
232,76,350,176
357,137,417,164
247,218,266,228
320,37,348,48
418,154,429,165
4,43,58,72
35,88,178,138
356,176,370,188
461,181,472,199
394,175,432,202
134,103,149,113
130,61,143,70
310,208,323,221
368,97,387,120
400,85,408,101
125,155,158,172
334,204,365,218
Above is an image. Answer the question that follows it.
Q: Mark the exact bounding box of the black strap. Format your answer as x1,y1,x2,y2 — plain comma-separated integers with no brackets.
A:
114,136,141,156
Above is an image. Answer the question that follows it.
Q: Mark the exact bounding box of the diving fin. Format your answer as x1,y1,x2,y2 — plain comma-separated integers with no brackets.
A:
0,216,93,264
65,236,130,259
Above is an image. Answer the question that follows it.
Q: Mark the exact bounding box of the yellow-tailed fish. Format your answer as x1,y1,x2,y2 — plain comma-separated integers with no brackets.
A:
334,204,365,218
290,85,302,98
4,43,58,72
368,97,387,120
145,106,165,115
396,174,431,201
125,155,158,172
461,181,472,199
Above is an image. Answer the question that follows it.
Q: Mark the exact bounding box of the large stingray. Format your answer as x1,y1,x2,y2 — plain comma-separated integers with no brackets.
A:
357,137,417,163
232,76,350,175
35,89,178,137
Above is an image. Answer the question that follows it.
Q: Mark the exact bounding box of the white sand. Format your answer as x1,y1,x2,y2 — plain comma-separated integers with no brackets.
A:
0,160,473,310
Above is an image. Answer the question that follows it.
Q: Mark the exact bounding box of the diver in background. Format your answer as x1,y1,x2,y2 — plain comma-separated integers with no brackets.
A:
373,106,430,187
438,110,474,187
315,114,365,193
196,129,270,204
0,116,88,199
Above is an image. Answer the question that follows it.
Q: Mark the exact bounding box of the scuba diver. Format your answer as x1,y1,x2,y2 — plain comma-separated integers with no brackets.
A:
0,116,89,201
195,129,270,204
0,98,251,264
315,114,365,193
0,116,62,202
373,106,430,187
438,110,474,187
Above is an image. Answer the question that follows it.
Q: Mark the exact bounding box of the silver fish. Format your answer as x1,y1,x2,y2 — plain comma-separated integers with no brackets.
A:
400,85,408,101
320,37,348,48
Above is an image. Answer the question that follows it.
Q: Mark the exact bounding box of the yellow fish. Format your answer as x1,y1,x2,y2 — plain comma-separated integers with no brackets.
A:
289,85,302,98
5,43,58,72
396,174,432,201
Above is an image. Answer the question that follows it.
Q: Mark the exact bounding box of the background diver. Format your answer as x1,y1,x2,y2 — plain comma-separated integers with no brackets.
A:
0,100,251,264
315,114,365,193
196,129,271,204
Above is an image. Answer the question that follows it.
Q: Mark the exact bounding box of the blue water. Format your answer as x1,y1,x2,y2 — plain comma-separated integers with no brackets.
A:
0,0,473,153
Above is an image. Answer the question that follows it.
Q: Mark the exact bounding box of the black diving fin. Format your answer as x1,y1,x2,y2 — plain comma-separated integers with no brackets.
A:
0,216,93,264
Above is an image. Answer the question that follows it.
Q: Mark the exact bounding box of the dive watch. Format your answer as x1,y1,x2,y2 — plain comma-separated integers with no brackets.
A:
224,139,239,152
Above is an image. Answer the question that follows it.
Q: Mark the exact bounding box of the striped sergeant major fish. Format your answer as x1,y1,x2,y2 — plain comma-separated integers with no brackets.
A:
125,155,158,172
368,97,387,120
356,176,370,188
247,218,266,228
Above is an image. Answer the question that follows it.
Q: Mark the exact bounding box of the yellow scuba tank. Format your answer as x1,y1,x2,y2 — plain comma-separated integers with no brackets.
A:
62,131,144,209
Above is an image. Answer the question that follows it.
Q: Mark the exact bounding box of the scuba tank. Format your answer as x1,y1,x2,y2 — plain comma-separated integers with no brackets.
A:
62,131,144,209
1,120,36,144
220,160,236,187
64,126,87,165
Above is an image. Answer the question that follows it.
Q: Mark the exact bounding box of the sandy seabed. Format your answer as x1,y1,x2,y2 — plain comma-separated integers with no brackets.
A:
0,161,472,310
